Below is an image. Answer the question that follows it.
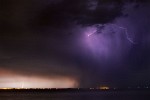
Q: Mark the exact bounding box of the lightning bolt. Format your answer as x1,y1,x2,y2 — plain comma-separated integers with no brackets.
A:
21,81,24,88
88,33,94,37
87,24,136,44
87,24,103,37
87,28,97,37
111,24,136,44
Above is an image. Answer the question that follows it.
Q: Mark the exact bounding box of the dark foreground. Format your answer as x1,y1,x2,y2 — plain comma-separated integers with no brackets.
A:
0,88,150,100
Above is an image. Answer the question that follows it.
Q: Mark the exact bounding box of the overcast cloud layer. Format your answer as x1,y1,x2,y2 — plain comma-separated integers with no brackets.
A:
0,0,150,88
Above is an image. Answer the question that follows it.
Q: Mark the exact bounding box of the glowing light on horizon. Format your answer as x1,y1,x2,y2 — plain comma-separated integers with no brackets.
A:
0,75,79,88
100,86,110,90
1,88,7,89
21,81,24,88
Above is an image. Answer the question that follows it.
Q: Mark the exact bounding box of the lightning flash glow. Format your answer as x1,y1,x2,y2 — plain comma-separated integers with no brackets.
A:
87,24,135,44
82,23,135,61
0,69,79,88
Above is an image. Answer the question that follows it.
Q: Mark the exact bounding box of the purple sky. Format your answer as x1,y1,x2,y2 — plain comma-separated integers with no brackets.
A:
0,0,150,88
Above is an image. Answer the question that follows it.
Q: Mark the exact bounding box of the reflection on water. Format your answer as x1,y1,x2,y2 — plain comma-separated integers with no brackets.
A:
0,89,150,100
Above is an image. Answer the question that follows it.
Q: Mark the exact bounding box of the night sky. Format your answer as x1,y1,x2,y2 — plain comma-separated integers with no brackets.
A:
0,0,150,88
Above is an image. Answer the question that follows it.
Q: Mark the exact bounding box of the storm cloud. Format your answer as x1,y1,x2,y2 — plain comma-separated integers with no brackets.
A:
0,0,150,88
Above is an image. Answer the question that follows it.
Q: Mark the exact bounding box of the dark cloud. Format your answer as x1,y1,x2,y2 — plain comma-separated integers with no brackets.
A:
0,0,150,88
32,0,123,29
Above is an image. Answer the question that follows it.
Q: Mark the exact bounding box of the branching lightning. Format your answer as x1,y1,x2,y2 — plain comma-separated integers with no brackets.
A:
87,24,136,44
111,24,136,44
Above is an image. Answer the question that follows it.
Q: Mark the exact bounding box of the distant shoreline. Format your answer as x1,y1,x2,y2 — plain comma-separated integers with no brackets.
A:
0,88,150,92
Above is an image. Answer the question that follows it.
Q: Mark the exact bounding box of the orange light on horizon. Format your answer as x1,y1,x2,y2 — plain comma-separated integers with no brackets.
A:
0,68,79,89
0,75,79,88
0,77,79,88
0,88,13,90
100,86,110,90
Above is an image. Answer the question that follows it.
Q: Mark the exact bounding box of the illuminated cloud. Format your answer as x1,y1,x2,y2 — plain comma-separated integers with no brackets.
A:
0,69,79,88
0,0,150,88
80,23,132,62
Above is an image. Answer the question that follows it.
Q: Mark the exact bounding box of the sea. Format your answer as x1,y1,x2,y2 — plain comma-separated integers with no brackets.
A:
0,89,150,100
